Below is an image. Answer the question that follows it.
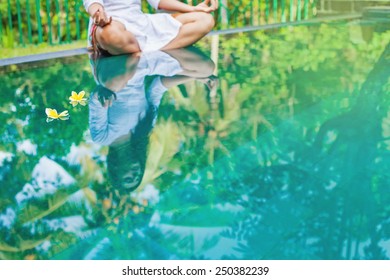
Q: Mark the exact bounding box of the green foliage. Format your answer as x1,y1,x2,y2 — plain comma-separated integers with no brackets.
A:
1,26,15,48
1,0,89,47
0,40,86,59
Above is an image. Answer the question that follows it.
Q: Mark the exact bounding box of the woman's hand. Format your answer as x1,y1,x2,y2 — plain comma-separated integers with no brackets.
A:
94,86,116,108
194,0,218,13
158,0,218,13
92,9,112,27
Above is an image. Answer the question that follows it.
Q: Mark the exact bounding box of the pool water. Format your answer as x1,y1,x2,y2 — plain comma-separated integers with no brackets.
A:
0,21,389,260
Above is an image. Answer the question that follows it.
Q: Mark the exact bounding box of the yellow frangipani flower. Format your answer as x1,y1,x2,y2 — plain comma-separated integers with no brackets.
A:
69,91,87,107
45,108,70,123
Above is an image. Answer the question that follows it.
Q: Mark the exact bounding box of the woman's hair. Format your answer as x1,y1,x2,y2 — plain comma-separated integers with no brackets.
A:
95,85,117,106
106,104,158,194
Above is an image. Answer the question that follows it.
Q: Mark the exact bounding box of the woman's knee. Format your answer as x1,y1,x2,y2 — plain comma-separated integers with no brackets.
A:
201,60,216,76
98,26,125,47
198,13,215,33
97,24,138,51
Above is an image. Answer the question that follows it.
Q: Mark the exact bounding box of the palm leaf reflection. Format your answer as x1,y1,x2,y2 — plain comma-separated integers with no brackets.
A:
0,150,97,258
224,43,390,260
2,25,390,260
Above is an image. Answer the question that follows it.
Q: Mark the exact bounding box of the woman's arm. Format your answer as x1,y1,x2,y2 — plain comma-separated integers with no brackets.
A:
156,0,218,13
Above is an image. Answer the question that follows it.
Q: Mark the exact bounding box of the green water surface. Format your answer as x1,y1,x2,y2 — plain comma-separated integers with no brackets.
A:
0,21,389,260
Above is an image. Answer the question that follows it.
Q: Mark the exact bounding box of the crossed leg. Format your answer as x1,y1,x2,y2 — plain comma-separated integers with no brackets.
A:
163,12,215,50
163,48,215,78
94,12,215,55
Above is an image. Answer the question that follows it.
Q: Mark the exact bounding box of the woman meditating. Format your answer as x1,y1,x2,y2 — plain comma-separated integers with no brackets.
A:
83,0,218,55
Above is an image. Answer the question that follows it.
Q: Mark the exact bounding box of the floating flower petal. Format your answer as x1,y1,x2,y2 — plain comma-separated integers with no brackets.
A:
45,108,69,122
58,110,70,120
69,91,87,107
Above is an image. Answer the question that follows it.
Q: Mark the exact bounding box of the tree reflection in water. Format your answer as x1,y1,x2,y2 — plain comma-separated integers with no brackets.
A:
0,23,389,259
222,42,390,260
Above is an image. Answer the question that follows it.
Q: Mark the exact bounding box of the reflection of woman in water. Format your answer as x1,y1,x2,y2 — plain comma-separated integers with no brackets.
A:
89,48,216,194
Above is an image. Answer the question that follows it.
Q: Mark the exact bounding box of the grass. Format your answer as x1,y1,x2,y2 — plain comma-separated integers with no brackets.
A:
0,41,87,59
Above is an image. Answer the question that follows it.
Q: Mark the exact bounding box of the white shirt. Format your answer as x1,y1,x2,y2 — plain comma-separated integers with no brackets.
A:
89,51,183,145
83,0,182,52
